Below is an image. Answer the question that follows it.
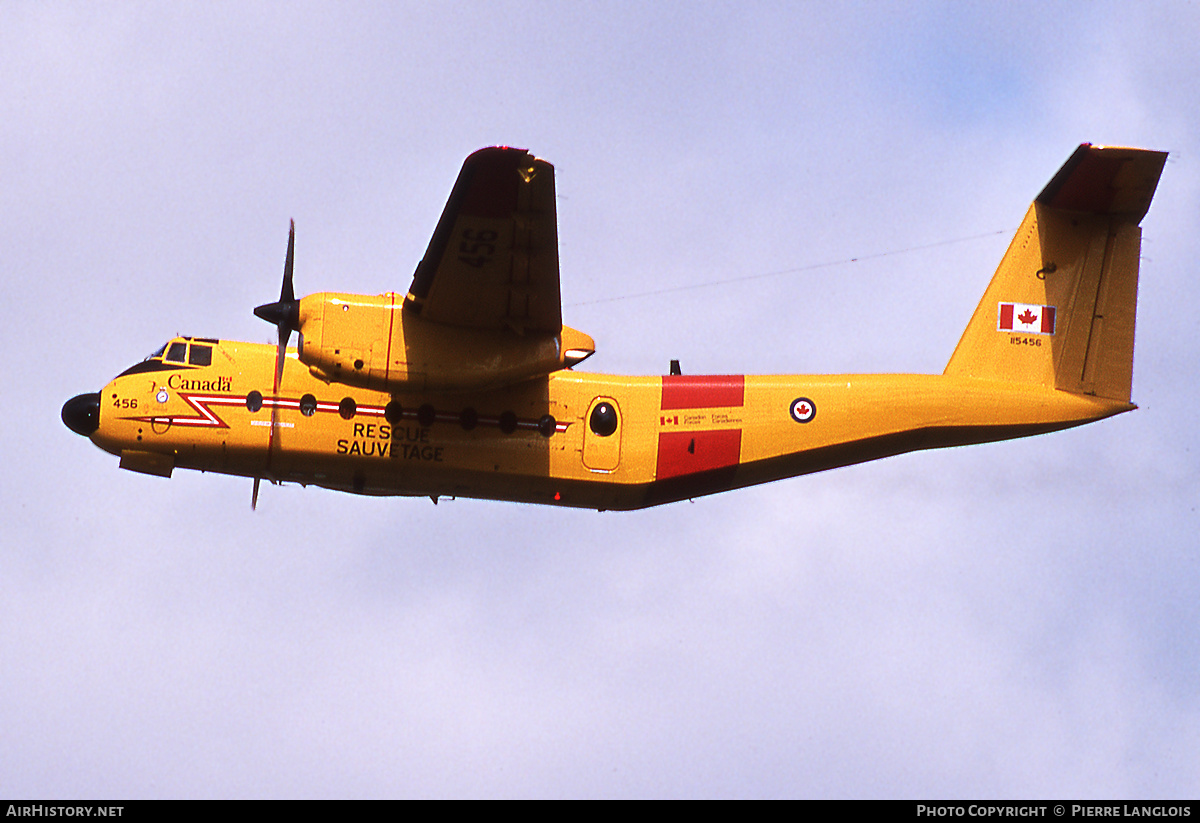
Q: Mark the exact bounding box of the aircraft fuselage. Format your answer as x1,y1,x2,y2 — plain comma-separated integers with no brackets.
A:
78,337,1130,510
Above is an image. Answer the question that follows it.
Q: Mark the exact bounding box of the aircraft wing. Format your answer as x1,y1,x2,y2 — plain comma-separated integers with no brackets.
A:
404,147,562,335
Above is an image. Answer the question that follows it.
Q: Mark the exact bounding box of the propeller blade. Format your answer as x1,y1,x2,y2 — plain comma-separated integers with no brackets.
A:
253,220,299,392
252,476,261,511
274,324,288,391
281,218,295,304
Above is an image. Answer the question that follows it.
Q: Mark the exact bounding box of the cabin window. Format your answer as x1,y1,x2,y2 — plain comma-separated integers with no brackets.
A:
189,345,212,366
246,391,263,413
589,402,618,437
299,394,317,417
165,342,187,363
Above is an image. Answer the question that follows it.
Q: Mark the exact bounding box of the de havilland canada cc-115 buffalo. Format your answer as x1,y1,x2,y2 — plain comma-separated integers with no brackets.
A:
62,144,1166,510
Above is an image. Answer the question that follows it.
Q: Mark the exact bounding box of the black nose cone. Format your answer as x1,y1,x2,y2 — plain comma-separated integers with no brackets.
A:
62,393,101,436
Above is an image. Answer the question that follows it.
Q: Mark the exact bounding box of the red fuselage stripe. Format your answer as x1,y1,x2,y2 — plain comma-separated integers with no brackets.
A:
660,375,745,410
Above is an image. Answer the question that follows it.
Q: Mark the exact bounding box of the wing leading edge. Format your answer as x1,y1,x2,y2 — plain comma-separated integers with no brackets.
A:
404,147,562,335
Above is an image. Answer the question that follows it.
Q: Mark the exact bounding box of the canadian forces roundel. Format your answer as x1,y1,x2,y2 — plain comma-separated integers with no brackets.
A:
789,397,816,423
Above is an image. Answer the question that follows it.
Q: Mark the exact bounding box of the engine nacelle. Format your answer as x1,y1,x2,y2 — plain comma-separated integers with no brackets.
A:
295,292,594,392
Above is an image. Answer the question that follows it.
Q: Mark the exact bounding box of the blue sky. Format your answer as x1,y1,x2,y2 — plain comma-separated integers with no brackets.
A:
3,2,1198,798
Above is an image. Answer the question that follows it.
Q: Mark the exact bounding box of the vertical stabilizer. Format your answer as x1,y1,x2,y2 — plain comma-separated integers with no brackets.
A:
944,145,1166,402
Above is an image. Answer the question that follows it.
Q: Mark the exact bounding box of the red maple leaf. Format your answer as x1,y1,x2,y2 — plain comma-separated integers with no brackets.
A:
1017,308,1038,325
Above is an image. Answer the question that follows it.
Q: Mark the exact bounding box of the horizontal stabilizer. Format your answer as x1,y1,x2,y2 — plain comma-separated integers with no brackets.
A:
1036,143,1167,222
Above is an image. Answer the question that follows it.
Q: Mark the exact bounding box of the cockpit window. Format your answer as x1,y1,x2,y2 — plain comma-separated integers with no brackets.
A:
165,342,187,363
189,345,212,366
146,343,168,361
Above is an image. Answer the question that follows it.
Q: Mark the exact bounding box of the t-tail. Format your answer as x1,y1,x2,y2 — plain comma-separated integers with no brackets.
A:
944,144,1167,403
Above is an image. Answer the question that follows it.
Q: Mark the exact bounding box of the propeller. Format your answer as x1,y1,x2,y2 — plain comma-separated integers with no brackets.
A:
250,220,299,510
254,219,299,390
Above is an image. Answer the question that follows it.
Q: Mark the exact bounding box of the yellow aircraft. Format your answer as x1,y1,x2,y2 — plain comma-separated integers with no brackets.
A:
62,144,1166,510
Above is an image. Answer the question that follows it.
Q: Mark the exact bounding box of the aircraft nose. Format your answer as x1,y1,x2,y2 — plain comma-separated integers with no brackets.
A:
62,392,101,436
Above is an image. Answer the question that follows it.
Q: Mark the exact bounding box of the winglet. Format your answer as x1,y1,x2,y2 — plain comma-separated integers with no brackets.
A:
1036,143,1167,223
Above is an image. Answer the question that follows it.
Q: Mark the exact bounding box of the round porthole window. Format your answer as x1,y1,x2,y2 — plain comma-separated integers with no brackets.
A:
299,394,317,417
589,402,618,437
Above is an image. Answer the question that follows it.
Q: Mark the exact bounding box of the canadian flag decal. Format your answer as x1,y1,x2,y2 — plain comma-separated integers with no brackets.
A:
998,303,1056,335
